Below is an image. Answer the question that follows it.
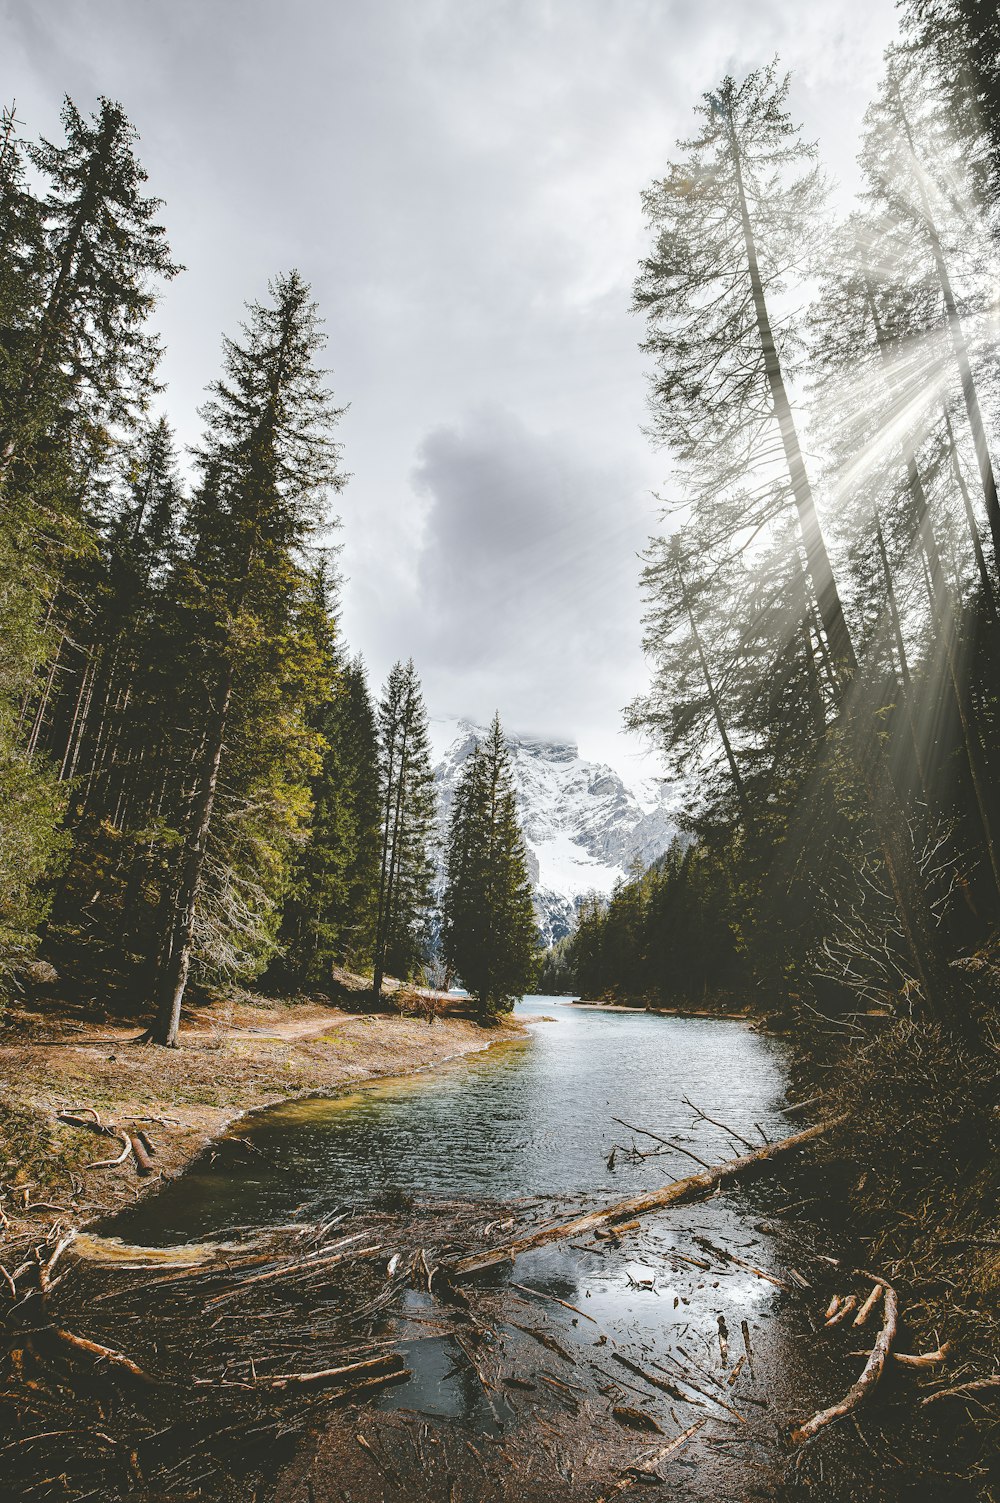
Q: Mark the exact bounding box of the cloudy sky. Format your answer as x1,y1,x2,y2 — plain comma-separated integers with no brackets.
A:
4,0,900,773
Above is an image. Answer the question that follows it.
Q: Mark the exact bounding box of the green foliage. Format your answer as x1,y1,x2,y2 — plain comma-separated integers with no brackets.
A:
276,653,381,987
441,714,537,1020
554,842,744,1007
373,660,437,994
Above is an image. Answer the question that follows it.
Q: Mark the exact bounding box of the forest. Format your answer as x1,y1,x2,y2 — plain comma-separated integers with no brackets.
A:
1,1,999,1498
0,102,536,1040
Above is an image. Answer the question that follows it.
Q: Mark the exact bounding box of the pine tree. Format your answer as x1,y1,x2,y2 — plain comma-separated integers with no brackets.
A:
635,63,961,1026
372,660,436,1001
145,271,346,1045
277,650,381,987
0,96,179,476
441,714,537,1020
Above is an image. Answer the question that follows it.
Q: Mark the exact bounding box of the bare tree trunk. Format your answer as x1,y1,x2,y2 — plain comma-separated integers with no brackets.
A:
147,663,234,1047
372,717,410,1005
889,69,1000,571
942,408,999,621
675,553,752,826
727,107,857,681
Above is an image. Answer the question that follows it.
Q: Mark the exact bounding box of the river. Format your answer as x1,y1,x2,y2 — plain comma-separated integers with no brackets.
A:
90,998,882,1500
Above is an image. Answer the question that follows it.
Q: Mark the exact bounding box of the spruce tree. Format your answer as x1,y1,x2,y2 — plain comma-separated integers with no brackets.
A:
278,651,381,987
441,714,537,1020
372,660,436,1002
145,271,346,1045
635,63,961,1026
0,96,179,476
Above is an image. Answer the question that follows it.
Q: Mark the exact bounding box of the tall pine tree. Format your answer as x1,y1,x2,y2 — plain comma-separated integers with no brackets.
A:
145,271,346,1045
372,659,436,1002
441,714,537,1020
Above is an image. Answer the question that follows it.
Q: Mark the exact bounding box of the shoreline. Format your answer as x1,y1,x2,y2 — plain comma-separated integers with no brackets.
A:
0,989,523,1247
570,996,751,1019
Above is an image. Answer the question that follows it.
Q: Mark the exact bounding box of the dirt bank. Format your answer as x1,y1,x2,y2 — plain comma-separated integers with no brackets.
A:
0,984,523,1245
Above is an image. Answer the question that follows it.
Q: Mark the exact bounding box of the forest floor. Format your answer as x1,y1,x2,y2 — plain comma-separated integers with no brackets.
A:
0,973,522,1245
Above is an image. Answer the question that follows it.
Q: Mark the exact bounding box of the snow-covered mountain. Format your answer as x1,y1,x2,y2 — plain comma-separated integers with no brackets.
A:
430,717,682,946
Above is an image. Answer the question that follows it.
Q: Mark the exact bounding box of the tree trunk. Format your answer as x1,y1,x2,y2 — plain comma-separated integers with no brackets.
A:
942,408,999,621
675,553,752,825
889,69,1000,571
725,96,961,1028
727,106,857,681
149,662,234,1047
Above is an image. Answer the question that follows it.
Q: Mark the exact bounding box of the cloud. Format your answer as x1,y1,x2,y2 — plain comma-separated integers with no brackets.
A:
4,0,903,770
394,407,655,746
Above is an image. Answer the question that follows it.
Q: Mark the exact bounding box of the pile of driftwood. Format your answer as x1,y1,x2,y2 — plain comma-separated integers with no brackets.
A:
0,1117,977,1501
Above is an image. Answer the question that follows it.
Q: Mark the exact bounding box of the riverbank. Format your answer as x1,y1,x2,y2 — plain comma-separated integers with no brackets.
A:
0,982,522,1245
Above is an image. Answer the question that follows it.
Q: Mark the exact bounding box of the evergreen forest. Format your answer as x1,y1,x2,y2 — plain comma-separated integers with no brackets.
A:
0,98,534,1040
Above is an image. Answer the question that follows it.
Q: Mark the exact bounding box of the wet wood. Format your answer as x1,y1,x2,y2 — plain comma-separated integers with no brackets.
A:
594,1418,708,1501
826,1294,858,1326
439,1118,845,1279
853,1283,884,1327
791,1280,898,1443
921,1375,1000,1406
51,1325,152,1382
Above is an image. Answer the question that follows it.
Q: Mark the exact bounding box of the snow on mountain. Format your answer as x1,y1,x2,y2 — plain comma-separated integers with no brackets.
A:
430,717,682,946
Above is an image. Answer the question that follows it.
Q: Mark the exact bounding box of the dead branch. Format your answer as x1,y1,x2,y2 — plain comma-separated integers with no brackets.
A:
50,1326,152,1383
594,1418,708,1502
921,1375,1000,1406
86,1132,132,1170
791,1280,898,1443
682,1097,758,1152
440,1118,845,1279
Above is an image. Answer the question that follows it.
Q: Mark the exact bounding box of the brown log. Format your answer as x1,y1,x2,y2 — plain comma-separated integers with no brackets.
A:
129,1134,155,1176
853,1283,884,1327
439,1117,845,1280
791,1281,898,1442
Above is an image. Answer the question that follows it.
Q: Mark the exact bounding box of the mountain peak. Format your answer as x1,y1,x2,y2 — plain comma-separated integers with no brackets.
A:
431,718,681,945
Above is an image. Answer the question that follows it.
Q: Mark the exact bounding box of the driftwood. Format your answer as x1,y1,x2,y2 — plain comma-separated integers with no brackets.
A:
51,1326,152,1382
891,1342,951,1369
853,1282,884,1327
791,1280,898,1443
826,1294,858,1326
439,1117,845,1279
921,1375,1000,1406
594,1418,708,1502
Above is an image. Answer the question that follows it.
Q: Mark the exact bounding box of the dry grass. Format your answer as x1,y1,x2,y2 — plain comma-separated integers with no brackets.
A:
0,982,522,1244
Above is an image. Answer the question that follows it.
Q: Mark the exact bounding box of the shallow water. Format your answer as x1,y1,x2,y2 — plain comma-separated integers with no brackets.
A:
109,996,795,1243
97,999,908,1500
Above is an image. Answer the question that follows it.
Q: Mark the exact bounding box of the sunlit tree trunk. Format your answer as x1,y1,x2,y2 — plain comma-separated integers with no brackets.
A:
888,69,1000,571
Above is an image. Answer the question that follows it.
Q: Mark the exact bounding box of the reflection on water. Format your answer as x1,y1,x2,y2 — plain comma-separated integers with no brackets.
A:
103,1000,864,1497
109,997,793,1244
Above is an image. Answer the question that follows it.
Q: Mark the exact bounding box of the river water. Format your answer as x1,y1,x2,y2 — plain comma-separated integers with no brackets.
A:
110,996,796,1244
96,998,879,1500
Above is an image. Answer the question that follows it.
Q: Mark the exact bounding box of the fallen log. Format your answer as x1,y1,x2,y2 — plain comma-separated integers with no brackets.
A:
791,1280,897,1443
439,1117,845,1280
128,1134,155,1176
